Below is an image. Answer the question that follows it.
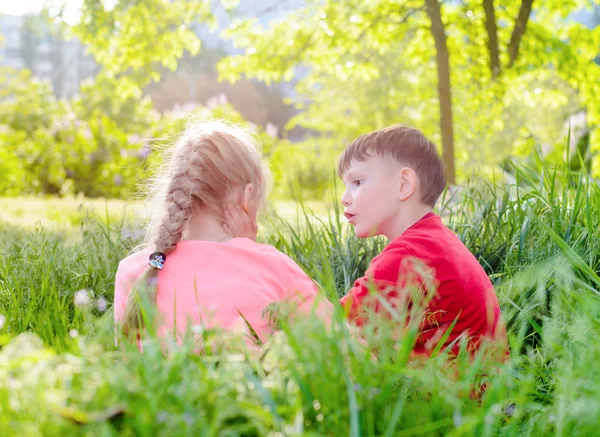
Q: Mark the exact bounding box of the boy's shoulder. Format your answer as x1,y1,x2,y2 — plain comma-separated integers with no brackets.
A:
394,213,465,254
383,213,448,253
366,240,417,283
367,213,468,278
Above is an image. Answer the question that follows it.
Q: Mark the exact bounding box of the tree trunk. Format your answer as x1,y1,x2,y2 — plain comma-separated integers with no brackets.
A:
483,0,500,77
425,0,455,184
508,0,534,68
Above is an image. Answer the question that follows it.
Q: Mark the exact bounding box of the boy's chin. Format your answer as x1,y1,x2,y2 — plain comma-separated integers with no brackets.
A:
354,226,379,239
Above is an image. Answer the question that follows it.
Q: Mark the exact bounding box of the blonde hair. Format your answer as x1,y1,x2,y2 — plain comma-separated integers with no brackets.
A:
121,120,271,335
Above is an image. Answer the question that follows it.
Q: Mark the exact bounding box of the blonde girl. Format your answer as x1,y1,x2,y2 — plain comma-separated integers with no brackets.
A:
114,121,331,343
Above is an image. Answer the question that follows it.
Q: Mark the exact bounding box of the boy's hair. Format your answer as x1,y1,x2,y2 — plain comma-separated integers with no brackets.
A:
121,120,271,335
337,125,446,206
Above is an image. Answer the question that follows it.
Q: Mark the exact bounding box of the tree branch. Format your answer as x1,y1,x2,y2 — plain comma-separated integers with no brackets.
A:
351,6,423,49
507,0,534,68
482,0,500,77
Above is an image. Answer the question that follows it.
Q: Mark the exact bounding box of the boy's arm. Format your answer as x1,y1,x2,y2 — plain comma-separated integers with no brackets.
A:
340,275,399,324
340,245,427,324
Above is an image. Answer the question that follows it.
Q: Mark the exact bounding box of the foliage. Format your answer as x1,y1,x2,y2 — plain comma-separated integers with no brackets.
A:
4,1,597,198
269,136,341,200
0,68,156,197
66,0,213,96
0,1,306,198
219,0,600,180
0,0,209,197
0,66,292,198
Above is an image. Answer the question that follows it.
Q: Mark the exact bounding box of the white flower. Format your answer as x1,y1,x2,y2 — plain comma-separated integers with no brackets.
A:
96,297,108,312
157,411,169,423
69,329,79,338
74,289,91,307
453,411,463,427
191,325,204,334
0,314,6,329
182,413,194,426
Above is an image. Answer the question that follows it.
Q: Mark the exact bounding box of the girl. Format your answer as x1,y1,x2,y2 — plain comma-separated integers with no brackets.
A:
114,120,331,344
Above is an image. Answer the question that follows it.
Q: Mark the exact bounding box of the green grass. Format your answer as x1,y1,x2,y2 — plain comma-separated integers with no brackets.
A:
0,197,330,232
0,150,600,435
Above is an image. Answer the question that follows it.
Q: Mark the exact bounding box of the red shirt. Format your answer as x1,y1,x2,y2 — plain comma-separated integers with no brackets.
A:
341,213,508,357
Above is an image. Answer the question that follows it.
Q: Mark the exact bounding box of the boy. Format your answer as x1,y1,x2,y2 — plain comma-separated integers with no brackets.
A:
338,124,507,357
223,124,508,357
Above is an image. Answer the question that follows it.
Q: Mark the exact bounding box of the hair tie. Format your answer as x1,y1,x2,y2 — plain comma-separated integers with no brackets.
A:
149,252,166,270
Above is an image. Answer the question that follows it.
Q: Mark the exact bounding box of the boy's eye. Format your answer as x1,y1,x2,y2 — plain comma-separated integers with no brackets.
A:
353,179,363,187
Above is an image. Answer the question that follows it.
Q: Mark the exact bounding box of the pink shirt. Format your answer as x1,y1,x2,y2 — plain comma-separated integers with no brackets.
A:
114,238,331,343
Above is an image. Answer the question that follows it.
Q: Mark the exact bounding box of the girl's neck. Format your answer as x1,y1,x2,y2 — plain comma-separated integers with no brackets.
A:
181,210,232,243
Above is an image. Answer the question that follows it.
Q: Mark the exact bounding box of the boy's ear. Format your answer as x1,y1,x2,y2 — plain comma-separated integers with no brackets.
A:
242,184,254,212
398,167,417,201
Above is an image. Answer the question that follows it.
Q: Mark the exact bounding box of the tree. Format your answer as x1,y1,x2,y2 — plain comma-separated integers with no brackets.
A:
482,0,500,77
219,0,600,182
507,0,535,69
425,0,455,182
422,0,535,182
53,0,215,99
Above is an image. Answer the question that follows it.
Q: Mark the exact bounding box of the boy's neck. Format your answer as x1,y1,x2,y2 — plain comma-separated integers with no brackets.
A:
182,210,232,243
387,203,434,241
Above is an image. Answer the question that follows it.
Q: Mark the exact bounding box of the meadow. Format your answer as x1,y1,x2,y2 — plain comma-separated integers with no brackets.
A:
0,153,599,436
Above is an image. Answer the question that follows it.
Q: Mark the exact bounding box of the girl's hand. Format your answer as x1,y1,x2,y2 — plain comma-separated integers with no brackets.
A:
223,203,258,241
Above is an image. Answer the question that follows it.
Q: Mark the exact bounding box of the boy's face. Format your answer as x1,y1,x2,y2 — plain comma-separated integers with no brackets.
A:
341,155,406,238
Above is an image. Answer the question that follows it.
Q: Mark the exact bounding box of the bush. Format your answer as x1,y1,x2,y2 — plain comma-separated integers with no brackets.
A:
0,69,290,199
269,137,339,200
0,70,158,197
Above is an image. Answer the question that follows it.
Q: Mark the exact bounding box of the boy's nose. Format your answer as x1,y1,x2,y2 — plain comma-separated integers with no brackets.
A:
341,190,351,207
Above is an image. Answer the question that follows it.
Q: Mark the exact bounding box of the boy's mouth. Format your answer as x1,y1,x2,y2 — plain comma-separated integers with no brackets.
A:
344,212,356,224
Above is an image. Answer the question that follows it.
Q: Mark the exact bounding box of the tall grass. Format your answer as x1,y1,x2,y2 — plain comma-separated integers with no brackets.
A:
0,149,599,435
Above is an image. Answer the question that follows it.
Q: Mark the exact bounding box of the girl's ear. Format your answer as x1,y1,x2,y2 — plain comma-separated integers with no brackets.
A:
242,184,254,212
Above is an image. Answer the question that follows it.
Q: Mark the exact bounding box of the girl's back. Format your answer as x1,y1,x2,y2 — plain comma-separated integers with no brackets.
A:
114,121,332,342
115,238,324,342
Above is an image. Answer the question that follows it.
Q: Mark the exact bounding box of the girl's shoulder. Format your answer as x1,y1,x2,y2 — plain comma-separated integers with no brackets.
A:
249,241,310,277
119,247,153,267
117,240,302,274
116,247,153,282
222,239,308,276
235,238,294,259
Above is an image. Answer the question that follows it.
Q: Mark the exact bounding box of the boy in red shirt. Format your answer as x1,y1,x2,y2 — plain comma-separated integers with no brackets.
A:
223,124,507,357
338,125,508,357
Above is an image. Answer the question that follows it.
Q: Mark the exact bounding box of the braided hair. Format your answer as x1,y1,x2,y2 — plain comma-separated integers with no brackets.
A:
121,120,270,335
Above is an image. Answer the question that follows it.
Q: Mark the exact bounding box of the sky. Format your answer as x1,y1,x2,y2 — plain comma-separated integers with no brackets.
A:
0,0,120,17
1,1,596,27
0,0,94,25
0,0,45,16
